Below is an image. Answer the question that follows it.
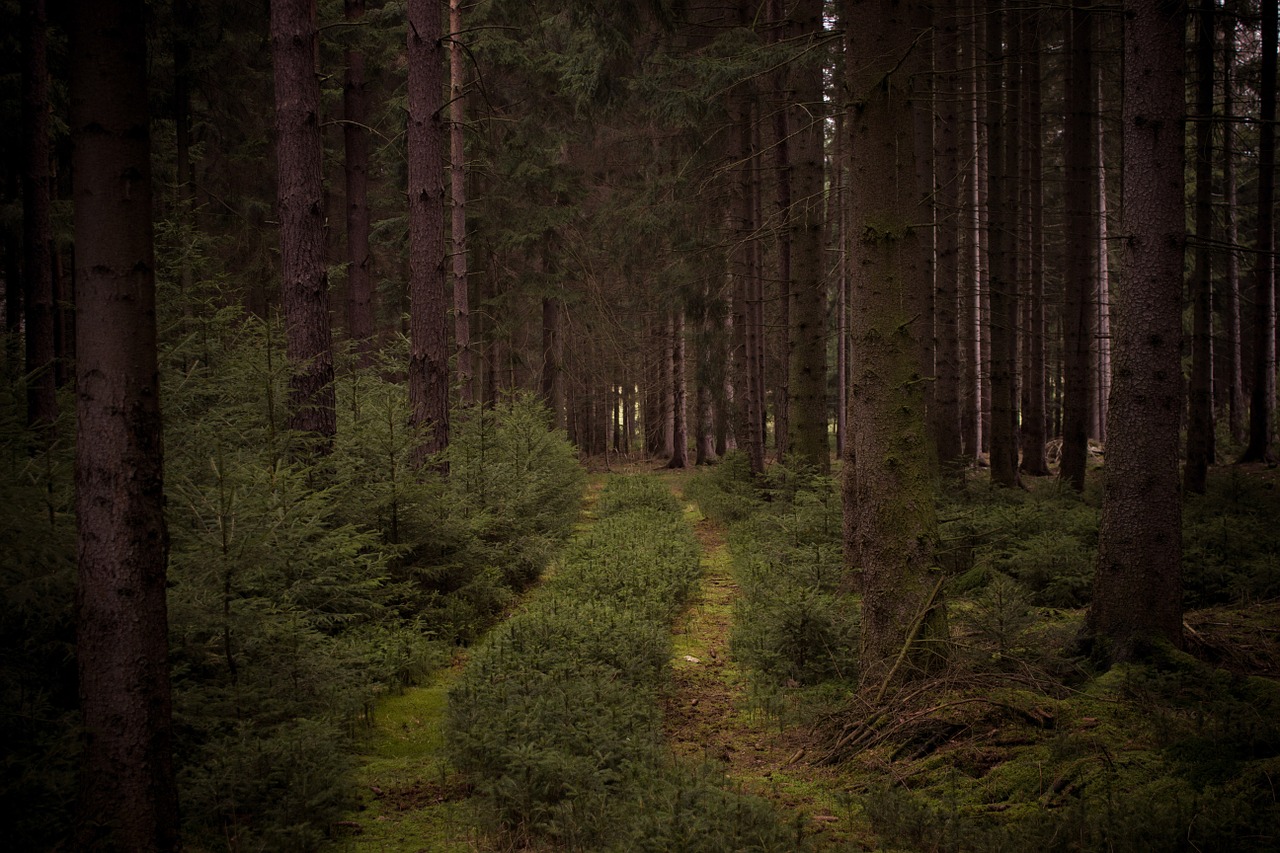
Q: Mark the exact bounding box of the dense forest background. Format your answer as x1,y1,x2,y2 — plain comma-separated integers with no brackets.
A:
3,0,1280,850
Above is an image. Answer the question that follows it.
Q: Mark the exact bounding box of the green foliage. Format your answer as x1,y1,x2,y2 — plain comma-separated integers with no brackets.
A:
448,474,795,848
683,450,761,524
1182,469,1280,606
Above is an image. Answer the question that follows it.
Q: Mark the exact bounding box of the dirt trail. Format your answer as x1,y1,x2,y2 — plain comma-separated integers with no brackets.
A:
664,482,861,848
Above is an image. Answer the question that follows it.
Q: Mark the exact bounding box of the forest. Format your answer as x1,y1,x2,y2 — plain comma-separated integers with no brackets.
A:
3,0,1280,850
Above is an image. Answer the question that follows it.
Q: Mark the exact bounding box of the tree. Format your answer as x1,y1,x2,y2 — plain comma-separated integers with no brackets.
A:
1241,0,1277,464
22,0,56,430
408,0,449,464
69,0,179,847
344,0,376,363
1185,0,1216,493
842,0,947,677
450,0,473,403
932,0,964,471
272,0,337,446
1086,0,1185,662
1061,0,1097,491
1018,6,1049,477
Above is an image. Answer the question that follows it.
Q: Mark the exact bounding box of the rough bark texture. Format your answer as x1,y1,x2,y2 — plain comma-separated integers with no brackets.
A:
70,1,179,847
23,0,57,430
959,0,983,460
1223,5,1246,444
932,0,963,471
272,0,336,447
669,309,689,468
450,0,473,403
985,0,1019,487
344,0,375,362
1185,0,1216,493
1060,0,1095,490
729,58,765,474
1242,0,1277,463
1087,0,1185,662
786,0,830,472
1019,9,1049,477
407,0,450,465
843,0,947,678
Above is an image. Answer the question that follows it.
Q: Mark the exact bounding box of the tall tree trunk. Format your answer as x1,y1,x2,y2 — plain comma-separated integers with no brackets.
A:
933,0,963,470
730,68,765,473
1241,0,1277,463
1186,0,1216,493
407,0,449,465
1060,0,1095,490
844,0,947,679
23,0,56,430
786,0,830,472
1223,3,1246,443
449,0,473,403
70,0,179,847
1020,7,1049,477
986,0,1020,487
669,309,689,468
959,0,983,460
272,0,336,448
1087,0,1185,663
541,296,565,428
344,0,375,363
1094,65,1113,444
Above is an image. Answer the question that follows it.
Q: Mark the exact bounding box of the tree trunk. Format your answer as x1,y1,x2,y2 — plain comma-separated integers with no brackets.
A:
786,0,829,472
843,0,947,678
1185,0,1216,493
730,65,765,473
1223,3,1246,444
541,296,565,428
959,0,983,460
1019,7,1049,477
344,0,375,363
933,0,963,470
1087,0,1185,663
985,0,1019,487
407,0,449,465
272,0,336,448
1241,0,1277,463
669,309,689,468
23,0,56,430
1060,0,1095,490
450,0,473,403
70,1,179,847
1094,65,1113,445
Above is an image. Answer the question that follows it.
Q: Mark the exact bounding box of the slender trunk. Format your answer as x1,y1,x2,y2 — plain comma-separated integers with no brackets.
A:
344,0,375,362
1224,5,1246,443
1020,7,1049,476
541,296,565,428
450,0,472,403
1088,0,1185,662
70,1,179,846
407,0,449,465
272,0,336,448
1185,0,1216,493
669,309,689,468
1242,0,1278,463
959,0,983,460
23,0,56,430
1094,66,1113,444
933,0,963,470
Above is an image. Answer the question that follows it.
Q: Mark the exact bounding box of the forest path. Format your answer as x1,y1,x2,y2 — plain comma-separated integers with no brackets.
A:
343,476,609,852
661,471,862,848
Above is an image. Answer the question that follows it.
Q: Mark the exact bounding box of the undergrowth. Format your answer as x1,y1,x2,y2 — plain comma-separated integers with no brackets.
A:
446,474,803,851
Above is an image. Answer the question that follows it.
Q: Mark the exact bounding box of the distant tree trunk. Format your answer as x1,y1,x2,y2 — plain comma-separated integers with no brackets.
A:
344,0,375,363
669,309,689,468
730,69,765,474
407,0,449,465
986,0,1019,487
1093,66,1113,444
272,0,336,448
1241,0,1277,463
933,0,963,470
541,296,565,428
786,0,829,472
1087,0,1185,663
1060,0,1095,490
959,0,983,460
1020,7,1049,477
70,0,179,847
3,182,19,374
1185,0,1216,493
844,0,947,678
1222,4,1246,443
23,0,56,430
449,0,472,403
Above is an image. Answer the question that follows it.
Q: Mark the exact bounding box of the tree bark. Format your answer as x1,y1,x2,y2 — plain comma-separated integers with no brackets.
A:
1060,0,1095,490
843,0,947,678
450,0,473,403
344,0,375,363
933,0,963,471
1223,3,1246,444
669,308,689,468
70,0,179,847
407,0,449,465
23,0,56,430
1019,6,1049,477
1185,0,1216,493
1087,0,1185,663
272,0,336,448
959,0,983,461
1241,0,1277,463
541,295,565,428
